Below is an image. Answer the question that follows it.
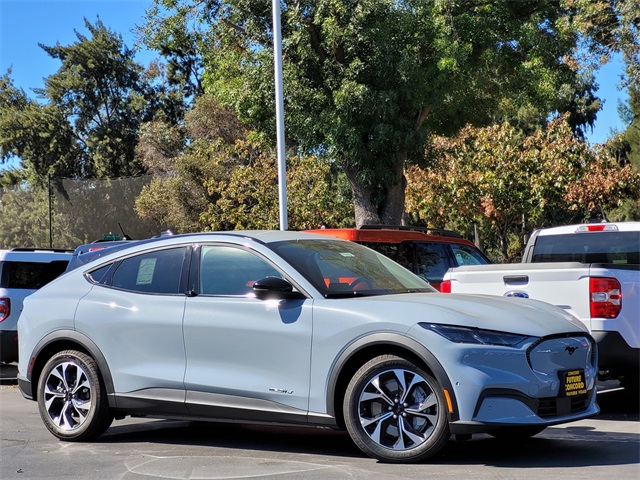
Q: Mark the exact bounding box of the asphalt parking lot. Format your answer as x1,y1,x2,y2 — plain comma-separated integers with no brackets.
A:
1,362,638,480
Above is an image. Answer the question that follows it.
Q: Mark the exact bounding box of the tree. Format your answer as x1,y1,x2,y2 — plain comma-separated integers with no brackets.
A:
405,116,640,262
135,94,353,232
0,19,176,184
568,0,640,90
202,154,353,231
142,0,601,226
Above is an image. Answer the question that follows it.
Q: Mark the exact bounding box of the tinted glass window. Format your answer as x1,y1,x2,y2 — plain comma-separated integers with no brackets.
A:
87,264,114,284
358,242,414,271
271,239,434,298
414,243,450,284
200,245,283,296
450,244,489,266
111,247,188,294
0,260,69,289
532,231,640,264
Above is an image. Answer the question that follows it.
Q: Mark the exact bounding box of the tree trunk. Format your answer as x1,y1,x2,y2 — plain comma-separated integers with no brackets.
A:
344,151,407,227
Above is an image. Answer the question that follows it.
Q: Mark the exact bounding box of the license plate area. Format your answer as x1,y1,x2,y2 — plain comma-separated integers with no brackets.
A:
560,369,587,398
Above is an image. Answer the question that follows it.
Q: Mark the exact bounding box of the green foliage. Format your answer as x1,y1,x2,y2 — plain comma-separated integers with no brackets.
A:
567,0,640,90
0,185,52,249
135,94,353,232
202,153,354,231
406,116,640,262
144,0,600,226
0,19,180,184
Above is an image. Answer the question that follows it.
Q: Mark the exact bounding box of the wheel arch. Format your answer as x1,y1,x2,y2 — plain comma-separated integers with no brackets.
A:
27,330,116,407
326,333,459,429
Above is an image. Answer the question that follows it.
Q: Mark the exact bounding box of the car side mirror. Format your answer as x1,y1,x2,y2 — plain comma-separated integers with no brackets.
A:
252,276,305,300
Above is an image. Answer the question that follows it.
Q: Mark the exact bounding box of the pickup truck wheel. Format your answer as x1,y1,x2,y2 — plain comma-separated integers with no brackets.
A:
37,350,113,441
343,355,450,463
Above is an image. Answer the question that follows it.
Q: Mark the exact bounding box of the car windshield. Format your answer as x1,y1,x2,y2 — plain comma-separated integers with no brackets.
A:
270,239,436,298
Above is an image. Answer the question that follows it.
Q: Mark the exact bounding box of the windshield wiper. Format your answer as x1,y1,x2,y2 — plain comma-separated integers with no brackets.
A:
324,291,379,299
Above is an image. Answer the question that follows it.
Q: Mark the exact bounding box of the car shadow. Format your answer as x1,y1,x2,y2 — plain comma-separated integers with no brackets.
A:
98,388,639,468
101,420,365,459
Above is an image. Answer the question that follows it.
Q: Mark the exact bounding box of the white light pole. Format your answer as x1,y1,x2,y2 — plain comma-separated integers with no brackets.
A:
272,0,288,230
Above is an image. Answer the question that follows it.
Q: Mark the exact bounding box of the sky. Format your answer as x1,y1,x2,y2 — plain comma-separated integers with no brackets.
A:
0,0,631,170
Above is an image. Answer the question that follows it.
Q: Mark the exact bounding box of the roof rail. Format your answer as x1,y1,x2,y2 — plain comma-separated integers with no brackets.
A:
358,225,461,238
10,247,74,253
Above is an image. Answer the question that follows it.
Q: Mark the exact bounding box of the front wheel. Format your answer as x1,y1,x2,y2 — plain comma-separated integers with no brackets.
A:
343,355,450,463
37,350,113,441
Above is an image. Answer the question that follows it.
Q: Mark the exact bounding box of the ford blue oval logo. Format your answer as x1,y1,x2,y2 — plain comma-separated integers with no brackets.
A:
505,290,529,298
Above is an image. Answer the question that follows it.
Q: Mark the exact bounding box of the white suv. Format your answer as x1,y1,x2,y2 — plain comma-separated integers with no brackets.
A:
0,248,72,363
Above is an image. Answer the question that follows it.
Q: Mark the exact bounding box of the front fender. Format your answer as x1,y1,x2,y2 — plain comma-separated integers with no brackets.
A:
325,332,459,422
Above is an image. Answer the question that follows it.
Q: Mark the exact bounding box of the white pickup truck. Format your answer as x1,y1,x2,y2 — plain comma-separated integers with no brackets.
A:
442,222,640,395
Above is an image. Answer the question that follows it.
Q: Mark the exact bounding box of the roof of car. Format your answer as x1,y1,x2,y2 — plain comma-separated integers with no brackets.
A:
0,248,73,262
533,221,640,236
65,230,345,272
306,226,476,246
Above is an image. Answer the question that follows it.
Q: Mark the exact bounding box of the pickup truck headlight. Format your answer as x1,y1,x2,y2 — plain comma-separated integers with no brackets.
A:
420,323,530,347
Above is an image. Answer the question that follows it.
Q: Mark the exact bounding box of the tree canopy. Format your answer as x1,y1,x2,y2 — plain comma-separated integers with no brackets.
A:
0,19,178,184
144,0,604,226
406,116,640,261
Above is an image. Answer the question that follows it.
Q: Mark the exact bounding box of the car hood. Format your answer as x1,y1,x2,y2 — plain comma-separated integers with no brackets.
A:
354,293,587,337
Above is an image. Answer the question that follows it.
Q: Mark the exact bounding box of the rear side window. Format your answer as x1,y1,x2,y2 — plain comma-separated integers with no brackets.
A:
0,260,69,289
450,244,489,266
110,247,189,294
532,231,640,264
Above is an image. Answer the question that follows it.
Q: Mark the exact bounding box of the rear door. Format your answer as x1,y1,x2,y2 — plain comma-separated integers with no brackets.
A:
75,246,190,398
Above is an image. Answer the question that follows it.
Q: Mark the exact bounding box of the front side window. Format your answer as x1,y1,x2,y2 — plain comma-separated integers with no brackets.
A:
199,245,283,296
110,247,189,294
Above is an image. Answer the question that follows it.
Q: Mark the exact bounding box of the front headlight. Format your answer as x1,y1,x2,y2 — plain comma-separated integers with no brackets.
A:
420,323,531,347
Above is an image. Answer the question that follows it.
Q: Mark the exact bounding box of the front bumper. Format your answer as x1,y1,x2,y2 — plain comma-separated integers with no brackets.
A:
449,386,598,434
407,328,599,432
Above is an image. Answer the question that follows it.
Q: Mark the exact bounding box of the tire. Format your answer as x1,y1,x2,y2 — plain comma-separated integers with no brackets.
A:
37,350,113,441
343,354,450,463
488,426,546,440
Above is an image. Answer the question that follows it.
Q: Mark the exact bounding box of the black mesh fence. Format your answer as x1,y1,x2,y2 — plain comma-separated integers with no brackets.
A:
0,175,164,250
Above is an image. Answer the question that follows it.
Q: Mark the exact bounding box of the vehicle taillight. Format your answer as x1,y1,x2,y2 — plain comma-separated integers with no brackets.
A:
590,277,621,319
576,224,619,233
440,280,451,293
0,298,9,322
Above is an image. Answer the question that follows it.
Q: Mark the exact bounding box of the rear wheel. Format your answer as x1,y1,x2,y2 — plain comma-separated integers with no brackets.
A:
37,350,113,441
343,355,450,463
